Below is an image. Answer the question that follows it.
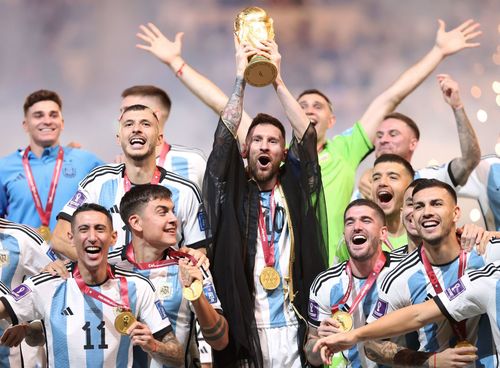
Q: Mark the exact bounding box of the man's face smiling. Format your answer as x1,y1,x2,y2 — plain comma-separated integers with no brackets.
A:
117,109,163,161
71,211,117,272
246,123,286,190
375,118,418,161
412,187,460,246
372,161,413,217
133,198,178,249
344,205,387,262
298,93,335,150
23,100,64,149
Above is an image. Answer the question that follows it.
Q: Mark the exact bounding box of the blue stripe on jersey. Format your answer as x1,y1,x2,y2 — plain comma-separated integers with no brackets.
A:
407,270,439,351
84,289,105,367
51,283,70,368
171,157,189,181
98,179,119,211
0,233,20,288
476,314,494,367
488,163,500,230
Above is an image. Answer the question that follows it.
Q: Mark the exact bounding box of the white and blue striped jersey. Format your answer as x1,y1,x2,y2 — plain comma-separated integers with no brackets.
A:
435,260,500,360
254,189,298,330
58,164,210,251
308,251,407,368
0,218,57,368
108,245,222,368
0,263,172,368
454,155,500,231
368,245,500,367
160,144,206,191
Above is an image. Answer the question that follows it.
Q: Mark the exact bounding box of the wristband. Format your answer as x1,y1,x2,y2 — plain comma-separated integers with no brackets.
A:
176,62,186,77
152,340,158,353
433,353,437,368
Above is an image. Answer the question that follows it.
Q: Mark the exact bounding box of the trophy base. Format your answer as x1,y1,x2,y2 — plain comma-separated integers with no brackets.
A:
245,55,277,87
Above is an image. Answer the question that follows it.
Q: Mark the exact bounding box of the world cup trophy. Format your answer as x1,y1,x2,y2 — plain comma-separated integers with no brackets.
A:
234,7,277,87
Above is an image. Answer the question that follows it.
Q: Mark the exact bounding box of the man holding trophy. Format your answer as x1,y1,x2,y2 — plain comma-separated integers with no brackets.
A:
203,7,328,367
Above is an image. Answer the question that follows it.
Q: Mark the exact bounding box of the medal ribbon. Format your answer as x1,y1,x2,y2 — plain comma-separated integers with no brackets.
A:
157,141,171,168
22,146,64,227
331,251,387,315
123,166,162,193
125,243,197,270
383,239,394,251
420,246,467,340
74,264,130,310
258,186,277,267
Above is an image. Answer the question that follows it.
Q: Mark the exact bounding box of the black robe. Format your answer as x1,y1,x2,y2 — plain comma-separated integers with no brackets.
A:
203,119,328,367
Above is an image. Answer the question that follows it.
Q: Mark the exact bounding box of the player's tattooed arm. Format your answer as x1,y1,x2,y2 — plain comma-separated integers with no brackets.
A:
221,76,246,137
364,340,434,367
25,321,46,347
304,327,323,366
150,331,184,366
199,313,229,350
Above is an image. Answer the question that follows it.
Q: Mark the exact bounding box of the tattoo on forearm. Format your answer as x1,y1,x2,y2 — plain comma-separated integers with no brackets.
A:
452,106,481,184
365,340,433,367
221,76,246,136
150,331,183,366
201,316,227,342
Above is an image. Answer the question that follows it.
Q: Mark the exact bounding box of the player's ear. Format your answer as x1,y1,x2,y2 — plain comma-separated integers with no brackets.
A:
127,214,142,232
241,142,248,159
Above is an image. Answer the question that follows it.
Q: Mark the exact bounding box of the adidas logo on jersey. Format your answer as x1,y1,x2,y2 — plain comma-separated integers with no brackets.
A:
108,205,120,214
61,307,74,316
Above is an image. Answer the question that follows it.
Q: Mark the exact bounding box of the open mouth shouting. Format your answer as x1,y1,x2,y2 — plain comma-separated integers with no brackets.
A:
257,155,271,169
351,234,367,245
376,188,394,207
129,136,146,148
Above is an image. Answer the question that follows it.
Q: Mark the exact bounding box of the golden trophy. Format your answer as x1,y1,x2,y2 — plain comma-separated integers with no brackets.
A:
234,7,277,87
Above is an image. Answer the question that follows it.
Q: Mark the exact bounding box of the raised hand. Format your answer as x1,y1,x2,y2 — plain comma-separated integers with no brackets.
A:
136,22,184,67
435,19,481,57
234,35,257,78
437,74,463,109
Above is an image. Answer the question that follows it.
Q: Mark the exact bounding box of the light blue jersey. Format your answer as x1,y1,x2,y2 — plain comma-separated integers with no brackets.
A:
436,258,500,364
370,246,498,367
308,252,406,367
159,143,206,191
58,164,209,251
0,218,56,368
108,244,222,368
0,146,103,231
1,263,171,368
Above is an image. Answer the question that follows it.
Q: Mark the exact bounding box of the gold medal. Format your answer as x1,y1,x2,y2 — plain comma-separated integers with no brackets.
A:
332,310,353,332
182,279,203,301
455,340,476,354
114,311,136,335
38,226,51,242
259,266,280,291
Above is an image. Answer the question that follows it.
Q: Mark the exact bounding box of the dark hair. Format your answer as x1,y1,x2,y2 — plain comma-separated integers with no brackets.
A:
119,184,172,227
246,113,286,143
297,89,333,112
383,112,420,140
72,203,113,230
412,179,457,204
119,104,160,123
374,154,415,179
344,198,386,225
405,178,426,192
23,90,62,115
121,85,172,113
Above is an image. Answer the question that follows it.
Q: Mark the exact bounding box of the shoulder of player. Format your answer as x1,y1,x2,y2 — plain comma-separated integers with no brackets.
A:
379,249,421,294
79,163,124,188
168,144,207,161
467,262,500,283
0,150,20,167
310,261,347,295
161,169,202,202
62,147,103,165
0,218,45,245
113,266,155,290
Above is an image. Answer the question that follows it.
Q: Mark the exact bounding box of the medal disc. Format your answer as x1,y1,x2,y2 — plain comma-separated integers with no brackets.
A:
259,266,280,291
114,311,136,335
38,226,51,242
455,340,476,354
182,279,203,301
332,310,353,332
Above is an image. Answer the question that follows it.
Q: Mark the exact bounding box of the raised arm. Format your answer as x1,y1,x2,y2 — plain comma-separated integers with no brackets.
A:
136,23,252,145
258,40,309,140
437,74,481,186
360,19,481,141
